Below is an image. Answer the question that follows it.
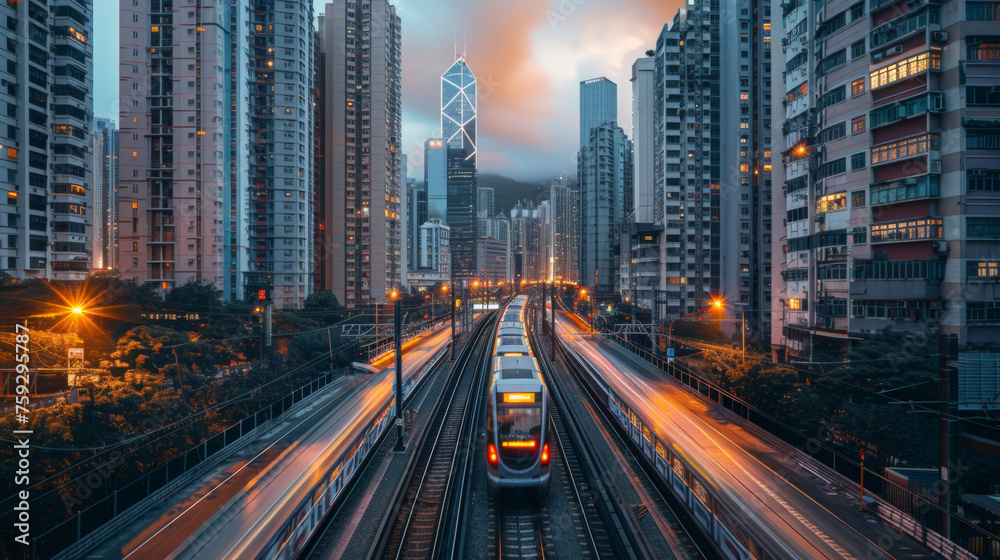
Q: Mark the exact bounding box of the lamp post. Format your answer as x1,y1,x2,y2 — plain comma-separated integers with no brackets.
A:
450,280,456,360
713,298,746,363
392,289,404,452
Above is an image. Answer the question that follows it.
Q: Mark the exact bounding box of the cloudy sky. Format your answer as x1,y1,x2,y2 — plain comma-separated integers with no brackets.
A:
94,0,682,181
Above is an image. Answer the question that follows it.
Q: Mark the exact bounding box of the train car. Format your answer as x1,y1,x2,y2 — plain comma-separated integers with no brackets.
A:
494,332,531,357
486,354,551,498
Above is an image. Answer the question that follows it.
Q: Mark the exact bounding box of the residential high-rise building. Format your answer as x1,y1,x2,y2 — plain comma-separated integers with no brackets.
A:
771,0,1000,359
477,237,509,285
406,180,426,273
550,177,579,283
93,118,119,272
120,1,315,307
120,1,226,292
418,218,450,275
447,147,477,281
244,0,315,309
0,0,94,281
537,199,552,281
650,9,721,317
477,186,494,237
424,138,447,222
625,55,660,310
226,1,251,304
319,0,402,306
578,122,633,293
510,201,544,284
579,77,617,148
441,55,477,163
718,0,773,344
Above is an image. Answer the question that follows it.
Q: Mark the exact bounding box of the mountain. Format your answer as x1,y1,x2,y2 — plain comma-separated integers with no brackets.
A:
478,174,572,216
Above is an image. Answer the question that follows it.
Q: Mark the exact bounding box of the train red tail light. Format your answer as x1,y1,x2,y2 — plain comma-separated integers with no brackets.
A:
488,443,498,467
540,443,550,467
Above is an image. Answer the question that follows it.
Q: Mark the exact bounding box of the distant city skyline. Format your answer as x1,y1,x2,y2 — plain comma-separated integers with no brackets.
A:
92,0,682,181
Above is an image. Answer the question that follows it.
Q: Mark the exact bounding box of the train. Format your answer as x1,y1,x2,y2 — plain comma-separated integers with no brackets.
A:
159,330,452,560
486,294,552,498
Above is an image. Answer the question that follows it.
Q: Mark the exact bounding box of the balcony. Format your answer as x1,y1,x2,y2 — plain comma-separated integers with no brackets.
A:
871,133,939,167
870,217,943,243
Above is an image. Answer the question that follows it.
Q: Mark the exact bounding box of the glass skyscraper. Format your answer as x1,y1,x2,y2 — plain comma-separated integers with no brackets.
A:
441,56,477,164
579,77,617,148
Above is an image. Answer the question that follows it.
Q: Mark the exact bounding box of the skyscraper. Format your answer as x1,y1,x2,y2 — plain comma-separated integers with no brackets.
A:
719,0,773,344
424,138,447,222
579,77,617,148
0,0,94,281
578,123,633,293
441,56,477,164
320,0,403,306
771,0,1000,359
477,186,494,237
120,1,225,292
406,180,426,273
93,119,119,272
447,148,477,280
550,177,579,283
245,0,315,309
650,8,721,317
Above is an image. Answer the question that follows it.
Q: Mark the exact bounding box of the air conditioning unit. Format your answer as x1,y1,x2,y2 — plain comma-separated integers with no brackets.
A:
930,159,942,173
929,93,945,112
815,214,825,223
932,241,949,254
931,31,948,43
888,45,903,56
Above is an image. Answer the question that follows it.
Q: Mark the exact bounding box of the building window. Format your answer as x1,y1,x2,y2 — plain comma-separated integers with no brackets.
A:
852,190,866,207
967,302,1000,323
816,193,847,213
870,52,941,89
851,39,866,59
967,2,1000,20
968,217,1000,238
967,36,1000,60
851,115,866,134
871,134,939,165
969,261,1000,279
851,152,866,170
871,218,943,243
870,175,940,204
851,78,865,96
967,86,1000,107
968,169,1000,191
788,298,801,310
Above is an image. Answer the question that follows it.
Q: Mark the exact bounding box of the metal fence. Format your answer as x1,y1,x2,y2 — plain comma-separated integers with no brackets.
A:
28,369,345,560
609,334,999,560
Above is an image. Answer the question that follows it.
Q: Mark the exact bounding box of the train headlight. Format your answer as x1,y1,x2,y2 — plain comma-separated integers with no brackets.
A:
540,443,550,467
488,443,498,467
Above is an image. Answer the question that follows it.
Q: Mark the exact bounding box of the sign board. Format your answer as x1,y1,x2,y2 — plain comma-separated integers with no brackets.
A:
68,348,84,369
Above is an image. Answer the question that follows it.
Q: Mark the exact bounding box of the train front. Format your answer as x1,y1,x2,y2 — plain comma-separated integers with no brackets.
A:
487,358,551,497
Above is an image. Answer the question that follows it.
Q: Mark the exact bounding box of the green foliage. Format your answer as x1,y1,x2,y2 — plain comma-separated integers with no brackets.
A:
702,347,797,410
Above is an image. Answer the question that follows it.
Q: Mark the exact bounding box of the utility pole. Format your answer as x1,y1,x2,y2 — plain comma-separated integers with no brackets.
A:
394,294,405,452
938,332,959,539
541,281,547,334
550,281,556,361
327,327,334,372
265,303,273,358
451,280,457,360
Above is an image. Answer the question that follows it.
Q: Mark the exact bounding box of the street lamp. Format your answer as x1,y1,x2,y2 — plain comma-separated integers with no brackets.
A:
390,289,404,451
712,297,745,363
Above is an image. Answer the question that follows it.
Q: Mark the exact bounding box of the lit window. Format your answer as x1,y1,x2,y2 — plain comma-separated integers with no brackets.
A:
852,116,866,134
870,52,941,89
740,164,750,172
788,298,801,310
7,148,17,159
816,193,847,213
133,151,138,157
851,78,865,96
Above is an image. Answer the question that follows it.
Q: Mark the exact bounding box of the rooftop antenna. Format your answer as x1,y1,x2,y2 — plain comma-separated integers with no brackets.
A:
463,25,467,59
453,27,457,60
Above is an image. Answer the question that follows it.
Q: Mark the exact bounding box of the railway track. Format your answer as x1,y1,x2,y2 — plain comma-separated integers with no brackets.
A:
371,312,497,560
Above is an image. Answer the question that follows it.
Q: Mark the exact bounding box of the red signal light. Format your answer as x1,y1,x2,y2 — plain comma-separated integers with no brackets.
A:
541,443,550,467
487,443,498,467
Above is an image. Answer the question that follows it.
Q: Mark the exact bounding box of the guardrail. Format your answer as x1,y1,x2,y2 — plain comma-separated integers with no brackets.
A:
35,367,348,560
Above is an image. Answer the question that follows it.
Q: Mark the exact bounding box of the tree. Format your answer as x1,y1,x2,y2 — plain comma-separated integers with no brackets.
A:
702,347,797,410
302,290,346,325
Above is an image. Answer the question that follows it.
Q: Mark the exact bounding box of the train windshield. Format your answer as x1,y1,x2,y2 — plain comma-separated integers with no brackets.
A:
497,403,542,468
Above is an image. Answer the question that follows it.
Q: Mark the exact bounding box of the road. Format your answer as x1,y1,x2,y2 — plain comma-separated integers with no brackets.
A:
555,310,935,560
84,326,452,560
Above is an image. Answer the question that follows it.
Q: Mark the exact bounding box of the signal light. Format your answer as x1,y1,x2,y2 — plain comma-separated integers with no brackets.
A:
541,443,550,467
487,443,498,467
